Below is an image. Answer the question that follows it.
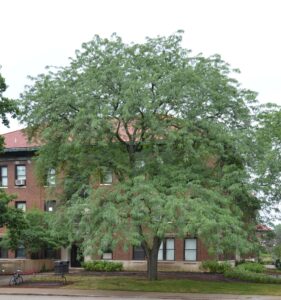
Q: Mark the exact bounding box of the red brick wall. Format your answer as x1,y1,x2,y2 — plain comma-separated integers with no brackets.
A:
197,239,212,261
113,243,132,260
175,238,184,260
0,153,47,258
0,159,45,211
0,151,215,263
112,237,212,262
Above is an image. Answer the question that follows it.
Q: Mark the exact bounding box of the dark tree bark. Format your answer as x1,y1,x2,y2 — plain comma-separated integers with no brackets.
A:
145,236,161,281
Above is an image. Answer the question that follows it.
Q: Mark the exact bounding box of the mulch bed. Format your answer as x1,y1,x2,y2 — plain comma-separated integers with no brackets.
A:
11,281,67,288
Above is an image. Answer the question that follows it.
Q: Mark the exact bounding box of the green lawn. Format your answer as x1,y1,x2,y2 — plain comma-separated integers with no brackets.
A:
30,275,281,296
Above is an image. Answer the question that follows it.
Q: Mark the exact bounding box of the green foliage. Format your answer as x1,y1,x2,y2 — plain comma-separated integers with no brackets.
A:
20,32,260,279
272,224,281,260
224,261,276,284
82,260,123,272
274,246,281,261
0,70,26,252
201,260,272,284
0,69,18,128
225,268,281,284
259,257,274,265
236,262,265,273
253,106,281,218
40,264,47,272
0,70,22,242
0,190,27,249
274,224,281,245
2,209,61,254
0,189,15,227
22,209,61,253
201,260,232,273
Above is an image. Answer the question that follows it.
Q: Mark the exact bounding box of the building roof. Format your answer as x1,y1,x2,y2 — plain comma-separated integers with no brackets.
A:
256,224,271,232
1,129,39,150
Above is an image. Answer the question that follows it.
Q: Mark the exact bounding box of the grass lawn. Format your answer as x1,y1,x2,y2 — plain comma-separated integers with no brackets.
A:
30,274,281,296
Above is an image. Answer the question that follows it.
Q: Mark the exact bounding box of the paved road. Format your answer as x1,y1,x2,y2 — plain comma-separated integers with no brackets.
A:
0,291,281,300
0,296,275,300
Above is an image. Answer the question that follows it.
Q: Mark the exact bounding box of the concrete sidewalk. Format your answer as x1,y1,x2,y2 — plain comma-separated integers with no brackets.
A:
0,288,281,300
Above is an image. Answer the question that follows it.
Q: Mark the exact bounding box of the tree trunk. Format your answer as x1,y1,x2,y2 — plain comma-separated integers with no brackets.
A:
146,237,161,281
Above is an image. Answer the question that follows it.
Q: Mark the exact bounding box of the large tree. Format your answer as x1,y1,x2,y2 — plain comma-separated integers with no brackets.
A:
20,32,259,280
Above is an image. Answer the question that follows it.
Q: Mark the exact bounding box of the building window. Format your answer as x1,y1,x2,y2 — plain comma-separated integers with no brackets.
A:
184,238,197,261
45,200,56,212
44,247,60,259
16,245,25,258
0,238,8,258
102,251,113,260
0,166,8,187
100,169,113,185
15,201,26,212
46,168,56,186
133,245,146,260
15,165,26,186
158,238,175,261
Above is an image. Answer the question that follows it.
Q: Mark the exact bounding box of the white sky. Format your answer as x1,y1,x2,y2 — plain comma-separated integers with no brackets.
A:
1,0,281,133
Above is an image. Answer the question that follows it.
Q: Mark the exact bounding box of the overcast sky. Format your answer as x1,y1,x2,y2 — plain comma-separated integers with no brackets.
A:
1,0,280,133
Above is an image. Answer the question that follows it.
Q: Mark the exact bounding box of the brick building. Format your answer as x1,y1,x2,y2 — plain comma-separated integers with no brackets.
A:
0,129,213,271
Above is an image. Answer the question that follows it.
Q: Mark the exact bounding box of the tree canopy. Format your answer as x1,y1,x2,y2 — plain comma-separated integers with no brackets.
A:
20,32,262,280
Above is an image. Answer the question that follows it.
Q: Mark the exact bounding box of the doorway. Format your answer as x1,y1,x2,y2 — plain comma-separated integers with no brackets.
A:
70,244,84,267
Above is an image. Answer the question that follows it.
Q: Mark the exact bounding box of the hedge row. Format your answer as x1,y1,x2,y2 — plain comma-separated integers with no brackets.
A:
82,260,123,272
224,268,281,284
201,260,280,284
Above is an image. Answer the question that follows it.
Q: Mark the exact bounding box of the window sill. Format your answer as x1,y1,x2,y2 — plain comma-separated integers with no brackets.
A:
14,186,27,188
0,186,8,189
100,183,112,186
158,261,175,264
184,261,198,264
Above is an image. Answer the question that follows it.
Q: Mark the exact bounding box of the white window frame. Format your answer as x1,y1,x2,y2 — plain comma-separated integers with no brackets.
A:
16,165,26,181
158,238,175,261
0,166,8,187
184,238,197,261
15,201,26,212
47,168,56,186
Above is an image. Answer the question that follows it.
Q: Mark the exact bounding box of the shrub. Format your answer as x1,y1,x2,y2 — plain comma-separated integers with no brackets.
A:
40,264,48,273
225,268,281,284
201,260,232,274
236,262,265,273
259,258,274,265
82,260,123,272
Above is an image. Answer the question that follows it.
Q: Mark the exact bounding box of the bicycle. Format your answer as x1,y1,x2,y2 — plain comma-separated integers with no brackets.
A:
9,270,23,286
